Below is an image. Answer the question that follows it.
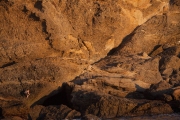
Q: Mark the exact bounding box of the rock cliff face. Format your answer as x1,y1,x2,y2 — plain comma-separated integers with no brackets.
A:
0,0,180,119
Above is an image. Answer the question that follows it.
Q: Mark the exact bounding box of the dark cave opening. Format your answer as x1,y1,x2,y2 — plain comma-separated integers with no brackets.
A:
168,100,180,113
36,83,73,109
0,107,4,119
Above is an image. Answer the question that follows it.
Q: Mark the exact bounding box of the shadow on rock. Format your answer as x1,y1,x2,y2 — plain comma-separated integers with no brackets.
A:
125,84,145,99
31,83,73,108
0,107,4,119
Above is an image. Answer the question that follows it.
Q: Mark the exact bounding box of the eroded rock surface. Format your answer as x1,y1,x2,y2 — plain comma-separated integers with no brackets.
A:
114,1,180,56
0,0,170,64
37,105,81,120
64,51,176,118
0,0,180,119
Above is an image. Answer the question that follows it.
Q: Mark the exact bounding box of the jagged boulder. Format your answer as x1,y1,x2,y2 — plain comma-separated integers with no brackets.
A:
158,46,180,86
86,96,137,118
69,83,173,118
145,81,173,100
129,100,173,116
172,88,180,100
37,105,81,120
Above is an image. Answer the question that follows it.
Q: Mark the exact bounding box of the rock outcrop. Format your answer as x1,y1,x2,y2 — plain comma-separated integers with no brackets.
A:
114,8,180,56
0,0,180,119
0,0,170,64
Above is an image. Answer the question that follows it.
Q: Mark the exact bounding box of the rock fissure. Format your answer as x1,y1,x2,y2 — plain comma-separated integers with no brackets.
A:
0,61,16,68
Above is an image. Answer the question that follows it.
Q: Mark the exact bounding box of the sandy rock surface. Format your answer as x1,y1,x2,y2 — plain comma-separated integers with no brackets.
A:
0,0,180,119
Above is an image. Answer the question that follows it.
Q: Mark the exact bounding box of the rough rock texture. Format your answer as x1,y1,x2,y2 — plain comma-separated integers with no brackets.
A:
82,114,101,120
0,0,169,64
0,0,180,119
114,0,180,56
37,105,81,120
68,54,162,104
65,53,175,118
29,105,44,120
172,88,180,100
145,81,173,100
64,81,173,118
0,57,86,118
159,46,180,86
